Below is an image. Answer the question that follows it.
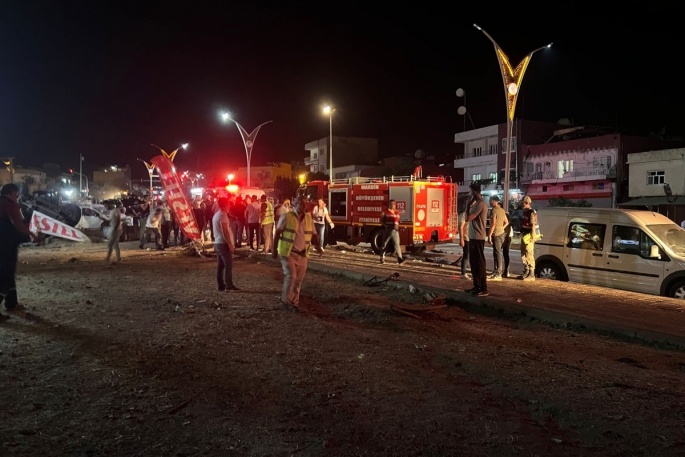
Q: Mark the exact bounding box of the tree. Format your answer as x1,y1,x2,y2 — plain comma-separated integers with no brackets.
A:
273,176,301,201
548,196,593,207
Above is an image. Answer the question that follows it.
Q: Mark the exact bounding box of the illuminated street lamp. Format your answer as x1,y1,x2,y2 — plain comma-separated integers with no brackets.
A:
137,158,155,195
150,142,189,162
474,23,551,209
299,173,306,185
220,112,272,187
227,173,234,185
323,105,336,180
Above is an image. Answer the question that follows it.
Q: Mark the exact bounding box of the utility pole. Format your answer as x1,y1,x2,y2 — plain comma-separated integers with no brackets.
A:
79,154,84,200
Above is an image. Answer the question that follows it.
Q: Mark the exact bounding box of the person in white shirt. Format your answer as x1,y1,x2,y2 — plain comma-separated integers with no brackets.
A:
100,201,123,262
244,195,261,250
213,198,239,291
140,207,164,250
312,199,334,251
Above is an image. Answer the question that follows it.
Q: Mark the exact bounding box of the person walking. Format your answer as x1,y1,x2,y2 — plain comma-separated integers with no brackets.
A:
100,200,123,262
213,197,239,292
458,203,471,280
379,199,406,265
465,183,489,297
230,196,247,248
487,196,509,281
134,198,151,242
518,196,538,281
245,195,261,250
275,199,291,227
140,207,164,250
273,195,322,312
312,198,334,252
259,195,275,255
0,184,37,314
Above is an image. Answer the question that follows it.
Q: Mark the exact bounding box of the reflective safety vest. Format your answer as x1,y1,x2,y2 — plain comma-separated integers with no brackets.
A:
261,201,274,225
277,211,314,257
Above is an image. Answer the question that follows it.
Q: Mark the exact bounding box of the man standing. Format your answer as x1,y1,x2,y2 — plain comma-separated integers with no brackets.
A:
230,196,247,249
134,198,151,242
244,195,260,250
213,198,239,291
487,196,509,281
192,195,206,243
518,196,538,281
379,199,406,265
101,200,123,263
465,183,488,297
0,184,36,313
273,195,322,312
458,203,471,280
259,195,275,255
160,200,172,248
140,207,164,250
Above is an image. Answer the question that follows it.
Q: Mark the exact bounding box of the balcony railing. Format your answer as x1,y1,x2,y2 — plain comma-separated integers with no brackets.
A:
520,165,617,183
455,150,499,160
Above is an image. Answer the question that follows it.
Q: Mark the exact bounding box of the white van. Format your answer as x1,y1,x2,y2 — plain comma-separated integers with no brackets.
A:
534,208,685,299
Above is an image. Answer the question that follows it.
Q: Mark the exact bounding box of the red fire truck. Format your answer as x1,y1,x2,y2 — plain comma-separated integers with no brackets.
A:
302,174,458,254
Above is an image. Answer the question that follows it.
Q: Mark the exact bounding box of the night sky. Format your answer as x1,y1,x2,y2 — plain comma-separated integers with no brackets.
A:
1,2,683,182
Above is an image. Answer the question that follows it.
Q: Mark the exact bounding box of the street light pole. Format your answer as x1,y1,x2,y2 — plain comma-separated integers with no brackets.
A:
474,24,551,210
220,113,272,188
79,154,83,200
323,106,336,180
137,158,155,195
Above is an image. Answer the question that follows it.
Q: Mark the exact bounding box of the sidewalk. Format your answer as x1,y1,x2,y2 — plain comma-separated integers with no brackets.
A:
240,248,685,348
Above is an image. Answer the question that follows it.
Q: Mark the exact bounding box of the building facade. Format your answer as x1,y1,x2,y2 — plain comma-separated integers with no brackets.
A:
620,148,685,223
522,133,664,208
453,119,559,195
304,137,379,175
237,162,292,191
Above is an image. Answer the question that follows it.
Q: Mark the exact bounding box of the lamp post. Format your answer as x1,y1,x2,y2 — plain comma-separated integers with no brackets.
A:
323,105,335,180
150,143,188,162
79,154,84,199
71,170,88,200
227,173,234,186
220,112,272,188
474,24,551,210
137,158,155,195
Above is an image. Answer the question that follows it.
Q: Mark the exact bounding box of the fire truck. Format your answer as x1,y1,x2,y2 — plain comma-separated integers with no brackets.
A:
302,173,458,254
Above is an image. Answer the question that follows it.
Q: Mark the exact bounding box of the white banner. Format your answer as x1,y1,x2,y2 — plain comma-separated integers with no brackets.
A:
29,211,90,242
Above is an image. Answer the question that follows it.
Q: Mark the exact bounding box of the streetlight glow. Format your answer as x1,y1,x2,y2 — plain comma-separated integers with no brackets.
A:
323,105,332,115
218,112,272,187
181,143,189,149
221,112,230,121
507,83,518,95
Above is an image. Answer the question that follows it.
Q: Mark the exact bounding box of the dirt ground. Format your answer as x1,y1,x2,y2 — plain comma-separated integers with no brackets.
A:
2,240,685,456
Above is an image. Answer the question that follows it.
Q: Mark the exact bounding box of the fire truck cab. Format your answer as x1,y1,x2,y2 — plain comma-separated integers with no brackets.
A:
303,175,458,254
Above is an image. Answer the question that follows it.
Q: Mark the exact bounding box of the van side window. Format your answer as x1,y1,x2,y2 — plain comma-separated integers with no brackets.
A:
612,225,659,259
567,223,605,251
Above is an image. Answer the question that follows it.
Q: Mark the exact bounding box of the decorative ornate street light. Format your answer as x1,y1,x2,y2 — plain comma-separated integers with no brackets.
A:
474,23,551,209
220,112,272,188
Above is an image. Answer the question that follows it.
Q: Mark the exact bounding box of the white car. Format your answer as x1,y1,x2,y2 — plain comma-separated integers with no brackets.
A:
75,205,133,232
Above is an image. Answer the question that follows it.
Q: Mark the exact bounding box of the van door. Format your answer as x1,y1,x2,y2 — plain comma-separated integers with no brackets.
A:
564,221,608,286
605,224,666,295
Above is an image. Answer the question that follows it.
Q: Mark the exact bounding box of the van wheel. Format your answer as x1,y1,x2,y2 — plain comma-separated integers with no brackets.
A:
668,280,685,299
537,262,561,281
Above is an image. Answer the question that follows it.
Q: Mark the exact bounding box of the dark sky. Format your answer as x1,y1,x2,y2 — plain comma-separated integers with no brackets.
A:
1,2,683,182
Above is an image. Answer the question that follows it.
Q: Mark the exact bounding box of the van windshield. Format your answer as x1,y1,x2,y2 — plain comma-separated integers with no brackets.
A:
647,224,685,256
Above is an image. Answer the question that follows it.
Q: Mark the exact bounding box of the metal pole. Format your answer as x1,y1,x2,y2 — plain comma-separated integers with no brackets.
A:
503,119,513,210
463,93,466,132
329,114,333,180
79,154,83,200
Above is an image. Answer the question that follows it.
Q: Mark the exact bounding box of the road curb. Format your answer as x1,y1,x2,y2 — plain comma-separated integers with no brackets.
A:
237,250,685,349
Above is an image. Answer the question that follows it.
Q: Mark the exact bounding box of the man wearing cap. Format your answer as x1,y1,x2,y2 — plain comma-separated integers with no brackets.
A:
487,195,509,281
519,196,537,280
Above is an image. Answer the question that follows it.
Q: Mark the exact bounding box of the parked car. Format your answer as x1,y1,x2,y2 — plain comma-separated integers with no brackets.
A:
534,208,685,299
75,204,135,241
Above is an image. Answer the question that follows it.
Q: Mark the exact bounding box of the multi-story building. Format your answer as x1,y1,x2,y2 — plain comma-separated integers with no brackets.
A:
453,120,559,195
619,148,685,223
0,166,47,193
304,137,378,175
521,128,663,208
237,162,292,191
92,166,131,190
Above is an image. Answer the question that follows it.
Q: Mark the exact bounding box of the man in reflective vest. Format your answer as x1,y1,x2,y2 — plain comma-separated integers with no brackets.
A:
518,196,538,280
273,196,322,312
260,195,275,254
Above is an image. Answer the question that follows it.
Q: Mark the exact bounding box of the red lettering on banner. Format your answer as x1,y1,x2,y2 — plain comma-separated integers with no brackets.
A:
40,216,51,231
151,155,201,240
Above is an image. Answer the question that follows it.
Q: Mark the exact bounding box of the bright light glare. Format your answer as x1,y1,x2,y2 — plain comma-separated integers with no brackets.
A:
228,173,234,180
323,106,332,115
546,43,553,48
181,143,189,149
63,190,74,196
473,24,482,30
508,83,518,95
221,112,230,121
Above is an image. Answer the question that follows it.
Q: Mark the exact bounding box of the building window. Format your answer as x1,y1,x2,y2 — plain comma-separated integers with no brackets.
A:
592,183,605,190
568,223,606,251
489,172,497,182
501,136,517,153
312,151,318,159
526,163,534,173
472,173,482,181
542,186,548,192
472,147,482,157
558,160,574,178
563,184,575,191
647,170,665,185
319,165,324,172
488,144,498,155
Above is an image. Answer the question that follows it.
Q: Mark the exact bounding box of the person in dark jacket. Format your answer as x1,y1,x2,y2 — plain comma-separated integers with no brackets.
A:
0,184,37,313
